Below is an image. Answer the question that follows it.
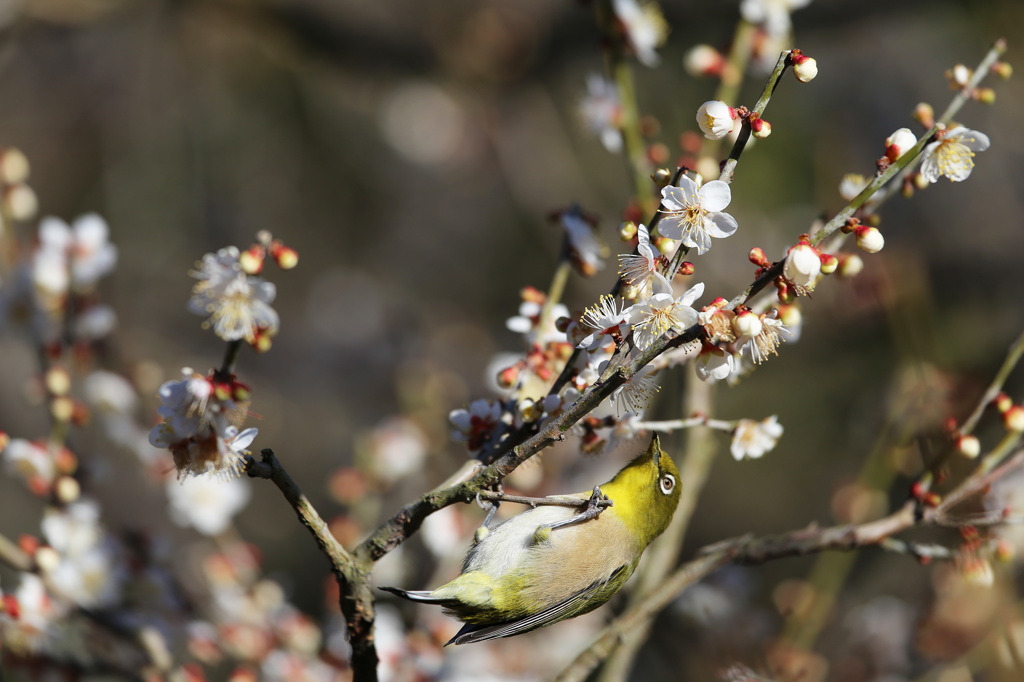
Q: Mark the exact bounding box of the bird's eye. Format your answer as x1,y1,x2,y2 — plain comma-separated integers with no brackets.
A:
659,473,675,495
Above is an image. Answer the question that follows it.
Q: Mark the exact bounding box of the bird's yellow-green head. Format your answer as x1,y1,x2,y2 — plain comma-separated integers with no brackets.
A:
601,434,681,550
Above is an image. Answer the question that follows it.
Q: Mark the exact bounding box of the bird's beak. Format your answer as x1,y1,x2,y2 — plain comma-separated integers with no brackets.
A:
650,434,661,466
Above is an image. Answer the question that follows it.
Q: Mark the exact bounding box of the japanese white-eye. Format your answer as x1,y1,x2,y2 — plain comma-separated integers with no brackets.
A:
381,435,680,645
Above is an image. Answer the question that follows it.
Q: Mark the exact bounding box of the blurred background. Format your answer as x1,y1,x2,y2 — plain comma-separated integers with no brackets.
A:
1,0,1024,679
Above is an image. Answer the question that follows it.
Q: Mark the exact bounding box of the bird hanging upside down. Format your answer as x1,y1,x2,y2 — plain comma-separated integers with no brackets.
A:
381,435,681,645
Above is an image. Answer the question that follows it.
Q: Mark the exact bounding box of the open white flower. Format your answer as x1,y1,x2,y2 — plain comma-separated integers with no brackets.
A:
919,127,990,183
617,223,658,290
611,363,660,416
658,177,738,255
577,295,630,350
731,415,784,460
695,345,736,382
628,275,704,350
167,475,252,536
188,246,279,343
580,74,623,153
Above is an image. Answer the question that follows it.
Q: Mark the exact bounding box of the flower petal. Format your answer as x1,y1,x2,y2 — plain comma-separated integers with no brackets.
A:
961,129,990,152
678,282,705,306
706,211,738,239
698,181,732,212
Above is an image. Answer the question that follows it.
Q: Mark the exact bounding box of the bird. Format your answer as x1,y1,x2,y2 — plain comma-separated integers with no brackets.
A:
380,434,681,645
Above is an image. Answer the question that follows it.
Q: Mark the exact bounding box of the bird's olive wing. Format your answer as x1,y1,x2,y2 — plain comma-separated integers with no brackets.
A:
445,564,628,645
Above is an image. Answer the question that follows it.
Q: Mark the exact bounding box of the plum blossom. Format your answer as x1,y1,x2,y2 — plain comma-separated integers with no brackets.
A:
919,126,990,183
449,399,507,452
167,475,252,536
695,345,736,382
696,101,737,140
658,176,738,255
611,363,660,416
579,74,623,153
189,246,279,344
741,313,788,364
32,214,118,297
612,0,668,68
783,242,822,292
561,210,607,276
628,275,704,350
730,415,784,460
148,368,257,479
576,295,631,351
617,223,658,291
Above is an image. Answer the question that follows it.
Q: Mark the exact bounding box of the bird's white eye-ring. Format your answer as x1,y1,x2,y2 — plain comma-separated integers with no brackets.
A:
659,473,676,495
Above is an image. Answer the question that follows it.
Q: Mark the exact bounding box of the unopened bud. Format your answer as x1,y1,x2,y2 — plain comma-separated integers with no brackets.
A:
996,539,1014,563
51,396,74,422
774,278,794,304
777,303,801,328
750,116,772,139
497,365,520,389
819,253,838,274
949,64,971,88
271,243,299,270
995,392,1013,413
651,168,672,188
239,246,265,275
684,44,725,77
677,261,695,276
1,594,20,619
55,475,81,504
1004,404,1024,433
732,309,762,339
35,546,61,574
521,286,546,304
749,247,770,267
974,87,996,105
619,221,638,241
957,434,981,459
251,329,273,353
653,237,676,254
885,128,918,162
992,61,1013,79
0,148,30,184
913,102,935,130
45,366,72,396
913,172,930,190
232,383,251,403
838,254,863,278
856,226,884,254
791,53,818,83
5,183,38,221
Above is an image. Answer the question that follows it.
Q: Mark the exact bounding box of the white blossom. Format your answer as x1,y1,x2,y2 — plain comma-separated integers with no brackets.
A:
188,246,279,343
617,223,658,290
612,0,668,68
577,295,630,350
611,364,660,416
628,275,703,350
580,74,623,153
919,126,990,183
167,475,252,536
696,100,736,140
783,242,822,291
658,176,738,255
731,415,784,460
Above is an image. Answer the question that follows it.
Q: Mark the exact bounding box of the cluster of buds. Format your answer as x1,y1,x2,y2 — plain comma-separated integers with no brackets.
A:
0,147,38,222
696,101,773,143
841,218,884,254
239,231,299,276
993,392,1024,433
788,49,818,83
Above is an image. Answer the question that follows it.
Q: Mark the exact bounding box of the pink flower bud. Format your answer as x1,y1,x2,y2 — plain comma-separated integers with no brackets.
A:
1004,405,1024,433
748,247,769,267
855,226,884,254
913,102,935,129
885,128,918,162
750,116,772,139
819,253,838,275
956,434,981,459
684,45,725,77
792,54,818,83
